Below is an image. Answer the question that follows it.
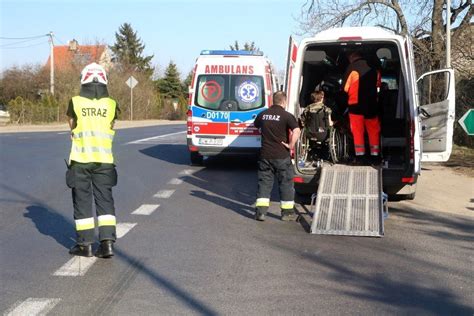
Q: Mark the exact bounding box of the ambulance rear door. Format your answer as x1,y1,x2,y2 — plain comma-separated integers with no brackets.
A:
228,70,269,148
191,72,229,147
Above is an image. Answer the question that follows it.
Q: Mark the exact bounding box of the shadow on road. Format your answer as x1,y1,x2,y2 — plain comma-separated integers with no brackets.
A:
263,233,473,315
24,205,75,249
389,204,474,243
182,155,292,221
139,144,190,166
2,183,218,315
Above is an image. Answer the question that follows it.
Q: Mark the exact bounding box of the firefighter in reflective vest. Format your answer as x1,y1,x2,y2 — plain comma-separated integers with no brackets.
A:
253,91,301,221
343,50,381,163
66,63,119,258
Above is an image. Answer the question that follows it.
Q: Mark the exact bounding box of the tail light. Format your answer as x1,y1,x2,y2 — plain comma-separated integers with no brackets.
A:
187,109,192,135
293,176,304,183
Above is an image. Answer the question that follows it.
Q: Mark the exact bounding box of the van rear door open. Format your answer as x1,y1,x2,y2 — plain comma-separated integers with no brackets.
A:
284,36,299,116
417,69,455,162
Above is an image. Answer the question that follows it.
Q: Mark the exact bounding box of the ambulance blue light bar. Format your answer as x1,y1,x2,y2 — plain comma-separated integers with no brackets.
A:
200,50,264,56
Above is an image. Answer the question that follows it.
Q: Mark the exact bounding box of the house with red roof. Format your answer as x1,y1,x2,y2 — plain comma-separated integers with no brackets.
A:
45,39,112,73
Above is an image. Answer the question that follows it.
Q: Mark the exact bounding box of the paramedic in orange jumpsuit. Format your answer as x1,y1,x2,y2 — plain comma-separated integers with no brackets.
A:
343,50,381,162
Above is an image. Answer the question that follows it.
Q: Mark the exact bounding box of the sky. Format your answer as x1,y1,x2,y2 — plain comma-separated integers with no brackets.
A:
0,0,306,77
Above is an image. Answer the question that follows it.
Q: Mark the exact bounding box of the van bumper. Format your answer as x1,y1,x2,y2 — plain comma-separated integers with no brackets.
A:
293,168,418,196
187,140,259,157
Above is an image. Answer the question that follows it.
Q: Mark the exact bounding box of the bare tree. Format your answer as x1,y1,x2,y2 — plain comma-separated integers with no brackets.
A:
299,0,473,69
229,41,260,52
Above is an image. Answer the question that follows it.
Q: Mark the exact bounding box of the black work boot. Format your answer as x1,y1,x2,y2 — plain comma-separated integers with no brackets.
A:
281,210,298,221
69,244,93,257
95,240,114,258
255,208,266,221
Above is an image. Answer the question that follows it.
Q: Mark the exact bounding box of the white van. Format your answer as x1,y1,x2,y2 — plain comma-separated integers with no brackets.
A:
285,27,455,199
186,50,277,165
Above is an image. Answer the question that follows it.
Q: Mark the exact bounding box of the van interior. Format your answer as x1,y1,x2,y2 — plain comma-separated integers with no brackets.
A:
296,42,410,174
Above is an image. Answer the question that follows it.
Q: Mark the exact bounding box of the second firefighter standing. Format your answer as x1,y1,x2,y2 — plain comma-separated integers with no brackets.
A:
254,91,301,221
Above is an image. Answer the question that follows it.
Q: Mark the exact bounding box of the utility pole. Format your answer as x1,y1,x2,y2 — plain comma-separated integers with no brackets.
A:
446,0,451,68
48,31,55,95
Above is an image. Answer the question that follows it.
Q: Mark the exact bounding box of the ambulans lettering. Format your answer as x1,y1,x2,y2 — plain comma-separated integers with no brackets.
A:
81,107,108,117
204,65,254,75
262,114,280,121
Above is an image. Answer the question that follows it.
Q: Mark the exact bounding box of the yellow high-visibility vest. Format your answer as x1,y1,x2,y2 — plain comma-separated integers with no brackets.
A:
69,96,117,164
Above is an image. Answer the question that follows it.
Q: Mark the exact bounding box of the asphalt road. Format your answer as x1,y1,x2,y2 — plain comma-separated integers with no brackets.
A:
1,124,473,315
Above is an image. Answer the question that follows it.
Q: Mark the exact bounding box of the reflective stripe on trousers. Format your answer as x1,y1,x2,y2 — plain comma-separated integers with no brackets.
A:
75,217,94,231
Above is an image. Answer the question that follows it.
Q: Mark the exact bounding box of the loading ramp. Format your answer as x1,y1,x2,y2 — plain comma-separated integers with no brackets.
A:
310,165,386,237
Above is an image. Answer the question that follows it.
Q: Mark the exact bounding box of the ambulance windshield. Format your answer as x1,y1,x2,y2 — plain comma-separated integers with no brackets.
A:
195,75,265,111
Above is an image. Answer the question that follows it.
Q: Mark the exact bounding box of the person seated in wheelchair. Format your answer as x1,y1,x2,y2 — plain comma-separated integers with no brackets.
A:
301,91,334,161
302,91,333,141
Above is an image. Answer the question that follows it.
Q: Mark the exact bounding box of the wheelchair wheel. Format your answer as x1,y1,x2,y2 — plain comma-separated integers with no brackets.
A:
329,127,350,163
296,130,309,163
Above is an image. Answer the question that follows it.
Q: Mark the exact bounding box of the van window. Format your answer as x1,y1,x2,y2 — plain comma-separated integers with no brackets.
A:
418,71,450,106
195,75,265,111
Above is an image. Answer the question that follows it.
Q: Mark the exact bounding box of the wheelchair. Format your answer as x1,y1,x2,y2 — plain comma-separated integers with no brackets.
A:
297,110,353,166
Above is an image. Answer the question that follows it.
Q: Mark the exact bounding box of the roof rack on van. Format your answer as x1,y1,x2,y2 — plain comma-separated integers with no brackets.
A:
200,50,264,56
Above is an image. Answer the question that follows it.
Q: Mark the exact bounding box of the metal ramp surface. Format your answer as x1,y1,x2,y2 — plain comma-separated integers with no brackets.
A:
311,165,385,237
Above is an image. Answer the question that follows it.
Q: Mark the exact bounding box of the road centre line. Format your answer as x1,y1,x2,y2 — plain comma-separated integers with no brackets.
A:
53,222,137,276
168,178,183,185
132,204,160,215
116,222,137,238
126,131,186,144
53,256,97,277
154,190,175,199
5,298,61,316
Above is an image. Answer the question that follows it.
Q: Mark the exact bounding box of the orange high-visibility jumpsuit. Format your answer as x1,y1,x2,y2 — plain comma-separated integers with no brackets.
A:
343,58,381,156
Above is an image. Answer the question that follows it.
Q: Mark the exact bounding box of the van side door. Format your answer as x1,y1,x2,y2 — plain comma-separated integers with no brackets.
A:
417,69,455,162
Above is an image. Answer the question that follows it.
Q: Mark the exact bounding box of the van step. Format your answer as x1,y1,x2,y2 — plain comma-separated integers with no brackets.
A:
311,165,385,237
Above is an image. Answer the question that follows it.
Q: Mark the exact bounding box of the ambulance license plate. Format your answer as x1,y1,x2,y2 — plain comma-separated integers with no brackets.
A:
198,138,223,146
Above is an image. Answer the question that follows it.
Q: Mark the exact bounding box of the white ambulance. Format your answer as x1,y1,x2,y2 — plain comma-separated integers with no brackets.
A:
285,27,455,199
186,50,278,165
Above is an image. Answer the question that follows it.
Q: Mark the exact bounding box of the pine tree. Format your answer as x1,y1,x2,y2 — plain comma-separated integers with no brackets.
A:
110,23,154,75
229,41,259,52
156,61,183,98
182,69,193,96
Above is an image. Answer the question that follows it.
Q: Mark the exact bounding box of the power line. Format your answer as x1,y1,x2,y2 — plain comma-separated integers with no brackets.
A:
0,41,49,49
0,35,48,40
53,34,66,45
0,37,47,48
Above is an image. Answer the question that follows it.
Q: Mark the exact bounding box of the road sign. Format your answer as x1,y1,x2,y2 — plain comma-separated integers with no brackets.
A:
126,76,138,89
459,109,474,135
126,76,139,120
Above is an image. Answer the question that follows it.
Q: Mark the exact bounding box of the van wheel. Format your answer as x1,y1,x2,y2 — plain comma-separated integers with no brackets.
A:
190,152,203,165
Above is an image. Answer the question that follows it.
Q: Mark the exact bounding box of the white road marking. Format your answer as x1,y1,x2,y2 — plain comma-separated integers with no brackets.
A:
154,190,175,198
127,131,186,144
168,178,183,185
53,222,136,276
57,132,68,135
5,298,61,316
179,169,194,175
53,257,98,276
132,204,159,215
116,222,137,238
